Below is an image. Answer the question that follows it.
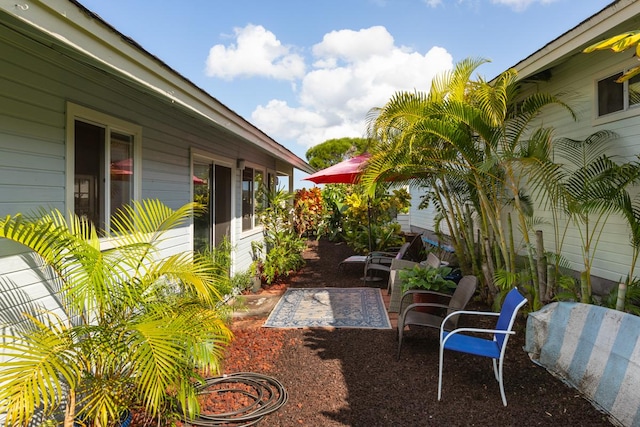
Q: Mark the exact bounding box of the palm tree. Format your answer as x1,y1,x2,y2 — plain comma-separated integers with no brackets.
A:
363,58,488,273
0,200,233,426
364,58,574,308
550,132,640,303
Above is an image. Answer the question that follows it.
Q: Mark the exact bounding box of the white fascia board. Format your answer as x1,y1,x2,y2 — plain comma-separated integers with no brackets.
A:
510,0,640,80
0,0,313,173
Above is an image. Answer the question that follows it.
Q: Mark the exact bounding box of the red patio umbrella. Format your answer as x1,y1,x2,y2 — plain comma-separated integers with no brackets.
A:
303,153,371,185
303,153,376,257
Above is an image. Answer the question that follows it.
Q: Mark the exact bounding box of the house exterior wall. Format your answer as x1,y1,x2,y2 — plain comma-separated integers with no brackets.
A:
519,39,640,285
407,12,640,286
407,188,437,232
0,10,288,321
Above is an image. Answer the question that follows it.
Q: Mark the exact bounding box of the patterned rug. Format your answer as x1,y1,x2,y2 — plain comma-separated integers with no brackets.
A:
263,287,391,329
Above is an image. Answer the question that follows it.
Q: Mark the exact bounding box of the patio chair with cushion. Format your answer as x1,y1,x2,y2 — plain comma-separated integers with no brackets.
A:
396,275,477,360
437,287,528,406
362,242,411,283
338,233,424,270
339,234,424,282
362,233,429,283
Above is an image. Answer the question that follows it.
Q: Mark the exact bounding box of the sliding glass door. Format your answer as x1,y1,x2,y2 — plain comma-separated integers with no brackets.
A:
193,160,232,252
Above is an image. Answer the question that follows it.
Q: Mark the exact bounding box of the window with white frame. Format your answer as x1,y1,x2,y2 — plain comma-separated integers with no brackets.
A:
67,103,141,233
241,166,264,231
597,71,640,117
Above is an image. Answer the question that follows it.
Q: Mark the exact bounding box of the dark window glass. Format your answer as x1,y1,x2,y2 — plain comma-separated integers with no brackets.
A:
242,167,254,231
629,74,640,107
74,120,135,233
598,72,624,116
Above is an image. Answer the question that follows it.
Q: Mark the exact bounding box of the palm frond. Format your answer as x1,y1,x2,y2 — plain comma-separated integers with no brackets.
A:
0,313,79,425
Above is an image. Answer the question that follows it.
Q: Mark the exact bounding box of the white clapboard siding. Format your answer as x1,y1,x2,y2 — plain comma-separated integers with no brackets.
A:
407,185,452,236
0,11,276,327
407,22,640,284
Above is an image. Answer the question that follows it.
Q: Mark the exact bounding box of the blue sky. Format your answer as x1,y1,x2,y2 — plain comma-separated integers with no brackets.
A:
79,0,612,184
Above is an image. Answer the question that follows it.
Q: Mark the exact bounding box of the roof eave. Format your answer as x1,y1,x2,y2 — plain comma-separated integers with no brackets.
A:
509,0,640,81
1,0,313,173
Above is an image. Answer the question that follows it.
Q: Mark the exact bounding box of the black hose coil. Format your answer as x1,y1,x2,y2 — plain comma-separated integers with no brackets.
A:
182,372,288,426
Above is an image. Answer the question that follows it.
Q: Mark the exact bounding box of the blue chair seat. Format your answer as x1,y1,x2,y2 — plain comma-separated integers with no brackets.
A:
441,332,501,359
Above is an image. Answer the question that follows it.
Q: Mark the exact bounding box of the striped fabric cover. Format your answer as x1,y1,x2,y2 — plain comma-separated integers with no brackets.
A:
525,302,640,427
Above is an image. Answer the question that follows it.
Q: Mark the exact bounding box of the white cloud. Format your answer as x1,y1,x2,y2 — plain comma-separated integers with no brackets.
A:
423,0,557,11
491,0,557,12
311,26,396,63
206,24,453,150
252,26,453,149
205,24,305,80
252,100,364,148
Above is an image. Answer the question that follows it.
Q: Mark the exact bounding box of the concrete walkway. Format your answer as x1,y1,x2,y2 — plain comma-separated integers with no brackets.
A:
231,289,284,319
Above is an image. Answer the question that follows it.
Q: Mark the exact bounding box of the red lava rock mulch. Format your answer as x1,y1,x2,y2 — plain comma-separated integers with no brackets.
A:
217,238,614,426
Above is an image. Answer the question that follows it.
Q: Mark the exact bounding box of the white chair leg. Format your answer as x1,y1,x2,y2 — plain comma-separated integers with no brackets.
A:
497,358,507,406
492,358,499,382
437,346,445,401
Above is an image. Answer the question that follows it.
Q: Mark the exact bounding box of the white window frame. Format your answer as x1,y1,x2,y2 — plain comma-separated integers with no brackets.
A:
65,102,142,232
593,65,640,125
191,149,236,250
240,162,265,234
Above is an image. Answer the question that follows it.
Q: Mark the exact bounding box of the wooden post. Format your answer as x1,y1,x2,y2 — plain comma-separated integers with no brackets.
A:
546,264,556,301
536,230,547,304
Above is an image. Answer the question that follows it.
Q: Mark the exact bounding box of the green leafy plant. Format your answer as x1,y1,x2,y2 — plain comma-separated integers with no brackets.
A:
257,186,307,284
602,276,640,316
262,232,306,283
400,265,457,293
0,200,233,426
293,187,324,237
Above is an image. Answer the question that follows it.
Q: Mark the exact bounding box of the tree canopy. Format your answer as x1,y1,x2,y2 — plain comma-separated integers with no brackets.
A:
305,137,369,169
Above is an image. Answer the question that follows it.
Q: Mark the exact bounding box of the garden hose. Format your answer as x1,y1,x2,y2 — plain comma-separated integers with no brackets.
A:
182,372,288,426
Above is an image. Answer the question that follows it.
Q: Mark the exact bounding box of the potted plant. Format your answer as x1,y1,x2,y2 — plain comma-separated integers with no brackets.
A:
399,265,457,313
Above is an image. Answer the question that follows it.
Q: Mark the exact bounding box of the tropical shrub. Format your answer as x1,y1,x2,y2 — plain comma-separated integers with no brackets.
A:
340,185,409,253
262,232,307,283
317,185,349,241
257,186,307,284
362,58,582,307
293,187,324,237
0,200,233,426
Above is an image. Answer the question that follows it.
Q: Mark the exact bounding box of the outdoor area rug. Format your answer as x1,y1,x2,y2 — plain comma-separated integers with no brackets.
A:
263,287,391,329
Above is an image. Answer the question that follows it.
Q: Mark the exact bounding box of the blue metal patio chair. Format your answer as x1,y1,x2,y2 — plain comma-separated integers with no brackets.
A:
437,287,527,406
